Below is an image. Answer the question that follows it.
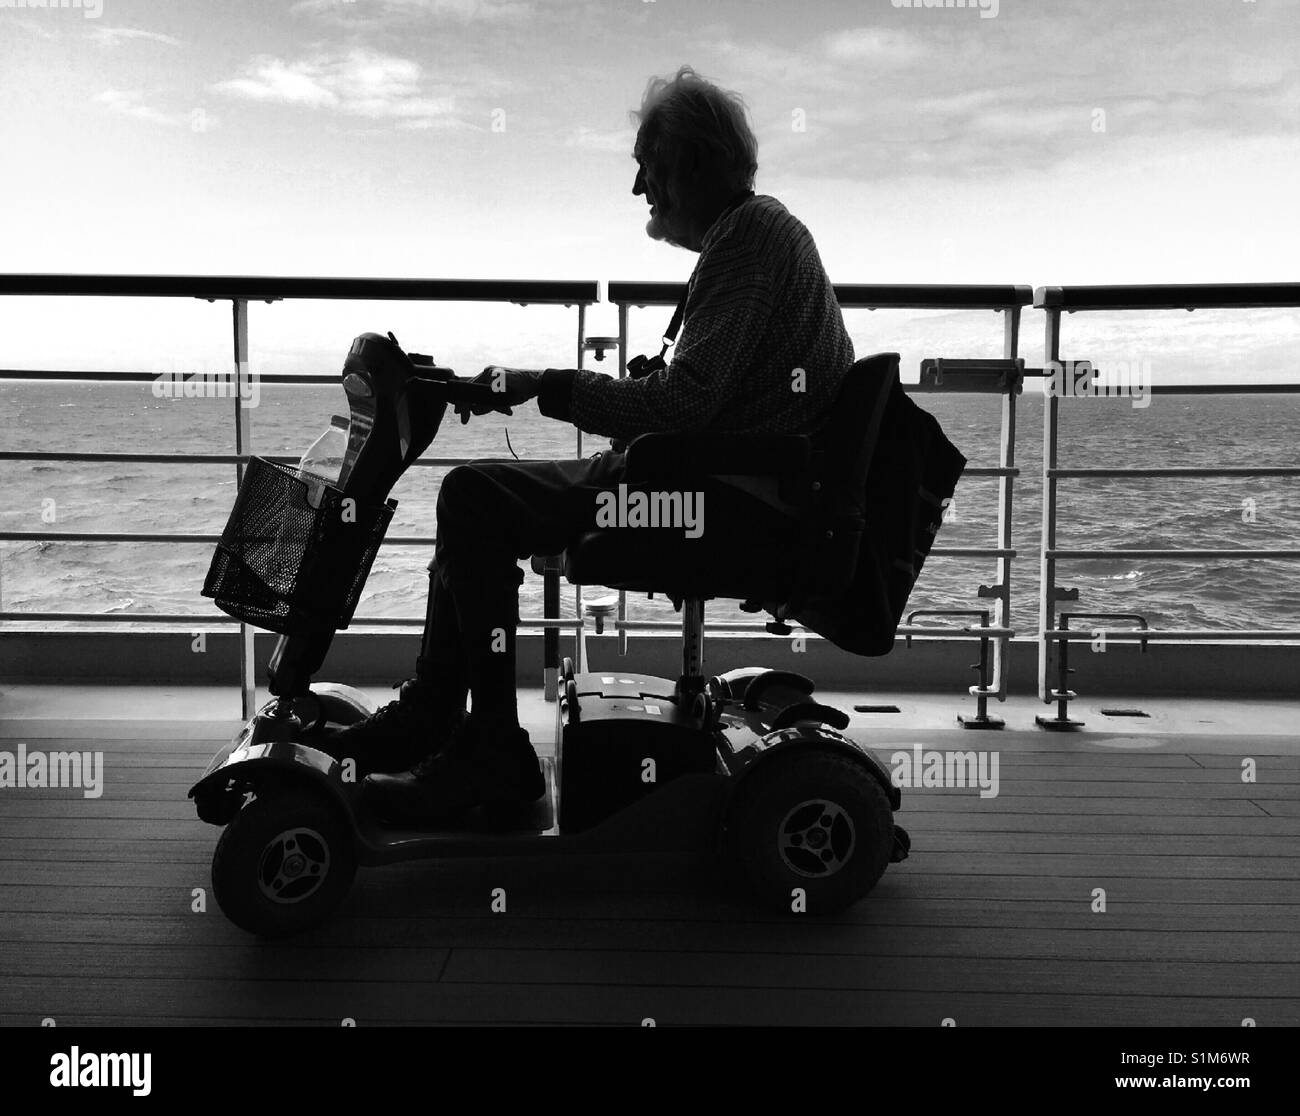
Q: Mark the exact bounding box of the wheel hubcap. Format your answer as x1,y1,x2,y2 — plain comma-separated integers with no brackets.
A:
778,800,855,878
257,827,331,904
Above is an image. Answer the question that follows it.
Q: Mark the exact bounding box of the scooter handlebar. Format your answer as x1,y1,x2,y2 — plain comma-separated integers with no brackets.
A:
389,339,513,414
436,379,514,412
406,372,514,414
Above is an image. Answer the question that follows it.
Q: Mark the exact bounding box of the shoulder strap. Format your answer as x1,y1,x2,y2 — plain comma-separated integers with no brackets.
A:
658,189,756,359
658,291,688,359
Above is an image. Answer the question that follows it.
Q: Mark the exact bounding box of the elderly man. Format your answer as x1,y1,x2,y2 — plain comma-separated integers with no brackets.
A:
331,65,855,827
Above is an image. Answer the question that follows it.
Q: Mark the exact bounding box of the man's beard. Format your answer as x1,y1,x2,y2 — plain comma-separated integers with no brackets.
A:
646,206,689,249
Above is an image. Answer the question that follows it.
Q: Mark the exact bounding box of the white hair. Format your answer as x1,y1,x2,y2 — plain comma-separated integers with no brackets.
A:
631,65,758,193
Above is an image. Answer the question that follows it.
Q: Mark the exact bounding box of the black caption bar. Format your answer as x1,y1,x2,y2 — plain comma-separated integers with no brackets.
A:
0,1026,1289,1104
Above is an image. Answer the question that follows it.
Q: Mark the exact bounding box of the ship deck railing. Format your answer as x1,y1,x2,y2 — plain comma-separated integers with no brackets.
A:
1,276,1299,721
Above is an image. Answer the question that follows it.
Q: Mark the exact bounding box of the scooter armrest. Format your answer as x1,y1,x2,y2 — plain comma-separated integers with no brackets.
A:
624,433,811,481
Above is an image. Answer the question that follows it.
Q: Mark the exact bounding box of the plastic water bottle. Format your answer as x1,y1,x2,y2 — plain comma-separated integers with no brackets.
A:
267,414,350,585
299,415,349,509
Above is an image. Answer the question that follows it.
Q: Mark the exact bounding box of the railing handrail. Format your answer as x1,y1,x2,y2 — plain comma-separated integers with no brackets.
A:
0,274,600,304
0,452,481,465
1034,284,1300,312
7,274,1295,311
0,371,375,383
611,280,1034,310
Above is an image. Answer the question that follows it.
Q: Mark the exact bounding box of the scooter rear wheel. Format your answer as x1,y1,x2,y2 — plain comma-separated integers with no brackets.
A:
726,750,894,915
212,786,357,938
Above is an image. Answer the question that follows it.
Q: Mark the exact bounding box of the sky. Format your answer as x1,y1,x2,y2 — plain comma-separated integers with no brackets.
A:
1,0,1298,382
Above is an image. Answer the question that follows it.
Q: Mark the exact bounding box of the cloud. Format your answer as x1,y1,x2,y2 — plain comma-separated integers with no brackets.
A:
91,90,217,131
823,26,928,66
213,57,340,108
92,90,182,126
564,125,636,154
289,0,533,24
86,27,182,48
212,48,490,129
706,11,1300,184
395,116,483,132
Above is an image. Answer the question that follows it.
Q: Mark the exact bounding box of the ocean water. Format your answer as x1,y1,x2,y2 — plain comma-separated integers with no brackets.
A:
2,380,1299,640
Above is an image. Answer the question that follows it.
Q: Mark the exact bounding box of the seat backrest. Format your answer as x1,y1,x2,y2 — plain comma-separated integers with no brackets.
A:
789,352,901,601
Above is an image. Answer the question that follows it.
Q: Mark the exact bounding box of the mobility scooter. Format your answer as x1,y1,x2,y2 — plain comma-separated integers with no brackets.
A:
191,332,945,938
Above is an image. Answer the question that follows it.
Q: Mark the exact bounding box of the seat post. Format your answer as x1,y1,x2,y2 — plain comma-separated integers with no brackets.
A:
680,597,706,695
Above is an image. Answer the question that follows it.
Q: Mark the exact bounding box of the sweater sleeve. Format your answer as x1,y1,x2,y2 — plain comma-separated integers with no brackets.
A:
539,238,775,441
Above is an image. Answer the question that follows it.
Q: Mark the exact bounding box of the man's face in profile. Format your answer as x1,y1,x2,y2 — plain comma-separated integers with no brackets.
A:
633,152,689,249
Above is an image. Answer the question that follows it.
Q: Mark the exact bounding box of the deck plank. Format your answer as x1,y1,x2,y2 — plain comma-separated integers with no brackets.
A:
2,915,1297,961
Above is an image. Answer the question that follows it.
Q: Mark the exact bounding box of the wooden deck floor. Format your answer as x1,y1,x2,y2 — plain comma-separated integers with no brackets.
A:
2,695,1298,1027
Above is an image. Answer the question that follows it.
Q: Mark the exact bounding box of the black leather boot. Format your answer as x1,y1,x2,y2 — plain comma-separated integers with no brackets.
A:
362,714,545,828
315,679,465,778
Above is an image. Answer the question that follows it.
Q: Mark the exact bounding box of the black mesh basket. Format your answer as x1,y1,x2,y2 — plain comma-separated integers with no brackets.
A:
202,456,395,634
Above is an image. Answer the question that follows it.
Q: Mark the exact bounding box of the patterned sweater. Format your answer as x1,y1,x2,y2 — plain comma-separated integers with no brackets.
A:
536,194,854,441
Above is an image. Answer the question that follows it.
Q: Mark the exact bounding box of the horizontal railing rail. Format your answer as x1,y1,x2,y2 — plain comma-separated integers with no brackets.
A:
0,451,497,468
1047,549,1300,560
0,274,599,305
1043,629,1300,641
1035,283,1300,311
610,281,1034,310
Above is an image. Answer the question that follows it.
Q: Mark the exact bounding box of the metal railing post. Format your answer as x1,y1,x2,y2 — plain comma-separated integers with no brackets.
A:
1038,307,1066,704
616,301,630,657
572,301,586,673
990,305,1021,700
232,298,256,719
542,554,559,702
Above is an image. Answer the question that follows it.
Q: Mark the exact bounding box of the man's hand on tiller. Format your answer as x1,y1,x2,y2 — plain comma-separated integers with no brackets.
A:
456,366,544,423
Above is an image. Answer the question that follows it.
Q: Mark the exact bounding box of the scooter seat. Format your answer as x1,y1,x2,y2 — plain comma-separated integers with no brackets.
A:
559,527,799,600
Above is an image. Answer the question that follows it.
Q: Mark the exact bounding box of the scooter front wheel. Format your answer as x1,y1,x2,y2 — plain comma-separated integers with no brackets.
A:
212,786,357,938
